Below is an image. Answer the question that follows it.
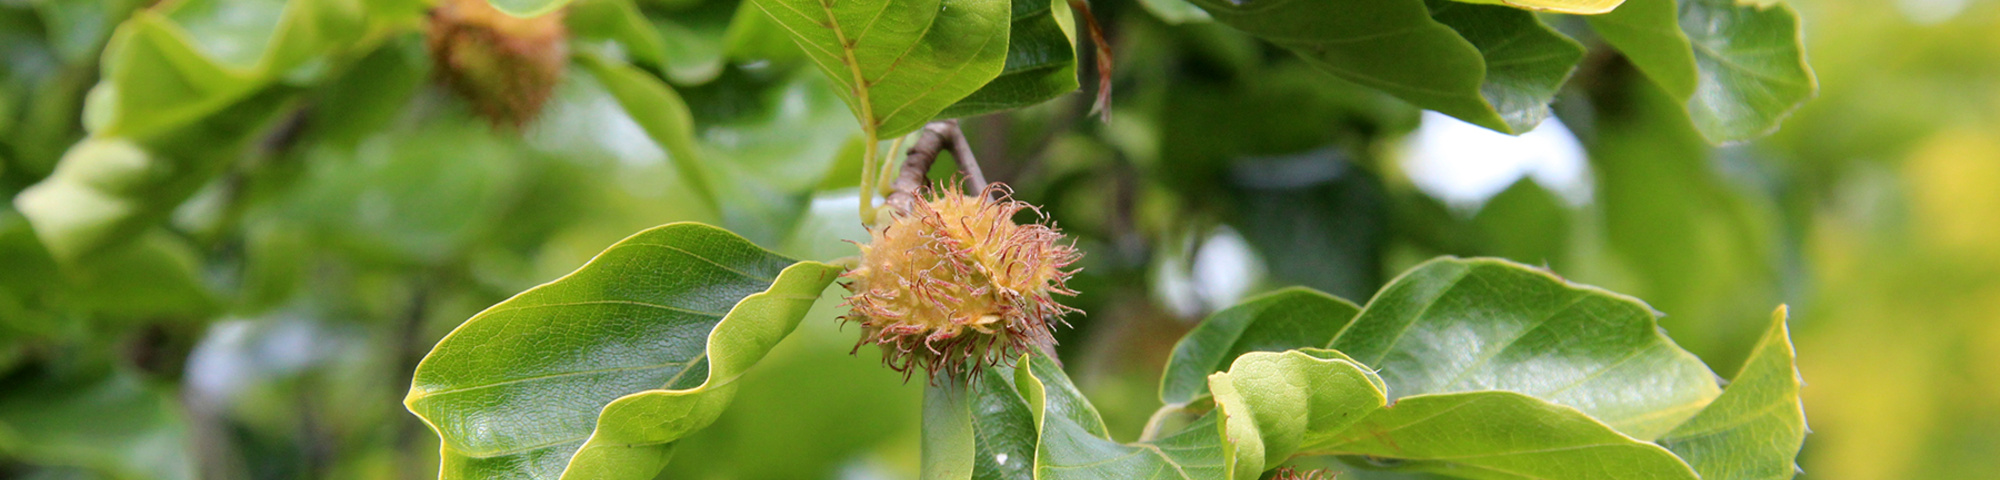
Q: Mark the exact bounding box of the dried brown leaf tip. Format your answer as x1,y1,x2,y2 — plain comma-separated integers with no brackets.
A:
840,183,1083,381
1270,467,1336,480
426,0,567,129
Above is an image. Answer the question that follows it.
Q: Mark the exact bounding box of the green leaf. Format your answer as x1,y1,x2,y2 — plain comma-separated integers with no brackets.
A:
1159,287,1360,405
953,257,1799,480
0,370,197,480
1210,349,1705,479
1469,178,1572,268
31,0,144,65
404,222,841,480
569,0,736,85
1300,393,1703,479
16,0,392,262
1207,349,1384,478
1328,257,1722,440
1426,2,1584,132
1656,307,1805,479
651,12,730,85
10,139,167,262
92,13,257,138
921,380,978,480
287,105,528,265
0,212,214,327
162,0,289,69
1586,0,1698,100
1679,0,1816,143
0,210,65,333
566,0,671,70
1586,0,1813,143
99,0,373,137
1575,70,1782,372
1449,0,1622,14
749,0,1010,137
62,231,220,321
582,55,857,243
16,85,291,262
921,367,1038,480
939,0,1079,118
1183,0,1486,131
722,0,808,65
1017,354,1228,479
655,273,924,479
680,67,860,243
1186,0,1580,133
574,53,723,217
1136,0,1211,24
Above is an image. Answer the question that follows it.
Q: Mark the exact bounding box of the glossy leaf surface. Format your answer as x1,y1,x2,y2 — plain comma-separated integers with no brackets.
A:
1186,0,1581,133
1159,287,1359,405
1209,348,1703,479
1587,0,1814,143
1679,0,1816,143
940,257,1802,479
405,222,841,480
1657,307,1806,480
940,0,1079,118
1329,257,1722,439
1587,0,1698,99
1426,2,1584,132
1181,0,1488,131
749,0,1010,137
1022,354,1227,479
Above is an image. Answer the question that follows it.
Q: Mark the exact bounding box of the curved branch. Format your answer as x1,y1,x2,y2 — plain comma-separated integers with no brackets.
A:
883,120,989,213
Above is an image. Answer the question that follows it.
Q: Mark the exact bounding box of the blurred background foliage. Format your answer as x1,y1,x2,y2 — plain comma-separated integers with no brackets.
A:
0,0,1994,478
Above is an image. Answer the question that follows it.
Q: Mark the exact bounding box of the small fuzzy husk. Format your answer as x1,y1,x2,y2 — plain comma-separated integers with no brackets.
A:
840,184,1082,381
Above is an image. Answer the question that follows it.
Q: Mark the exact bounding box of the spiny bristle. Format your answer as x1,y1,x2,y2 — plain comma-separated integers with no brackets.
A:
840,182,1082,382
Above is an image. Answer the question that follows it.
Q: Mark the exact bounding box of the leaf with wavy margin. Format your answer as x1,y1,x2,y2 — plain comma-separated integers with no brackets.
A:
405,223,841,480
1160,287,1360,406
1187,0,1581,133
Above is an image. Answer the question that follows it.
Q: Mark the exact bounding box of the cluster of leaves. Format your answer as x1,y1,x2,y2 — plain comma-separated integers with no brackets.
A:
943,259,1802,479
0,0,869,476
405,225,1805,479
0,0,1832,477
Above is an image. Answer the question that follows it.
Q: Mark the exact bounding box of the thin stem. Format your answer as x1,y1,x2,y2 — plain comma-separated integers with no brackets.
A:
884,121,957,213
858,133,880,224
880,135,907,196
883,120,994,212
948,129,988,192
1068,0,1114,122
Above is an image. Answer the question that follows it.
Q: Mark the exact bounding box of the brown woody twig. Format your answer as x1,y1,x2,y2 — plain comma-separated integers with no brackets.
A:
884,120,988,213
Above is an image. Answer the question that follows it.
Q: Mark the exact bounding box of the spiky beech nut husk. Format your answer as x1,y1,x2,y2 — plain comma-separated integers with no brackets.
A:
840,183,1082,380
426,0,567,128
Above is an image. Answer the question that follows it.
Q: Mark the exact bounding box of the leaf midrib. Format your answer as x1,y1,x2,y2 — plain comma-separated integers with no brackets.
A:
817,0,879,137
413,355,706,400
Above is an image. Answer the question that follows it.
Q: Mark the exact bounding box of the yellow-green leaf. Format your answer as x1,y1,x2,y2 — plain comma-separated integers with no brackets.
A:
405,223,841,480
